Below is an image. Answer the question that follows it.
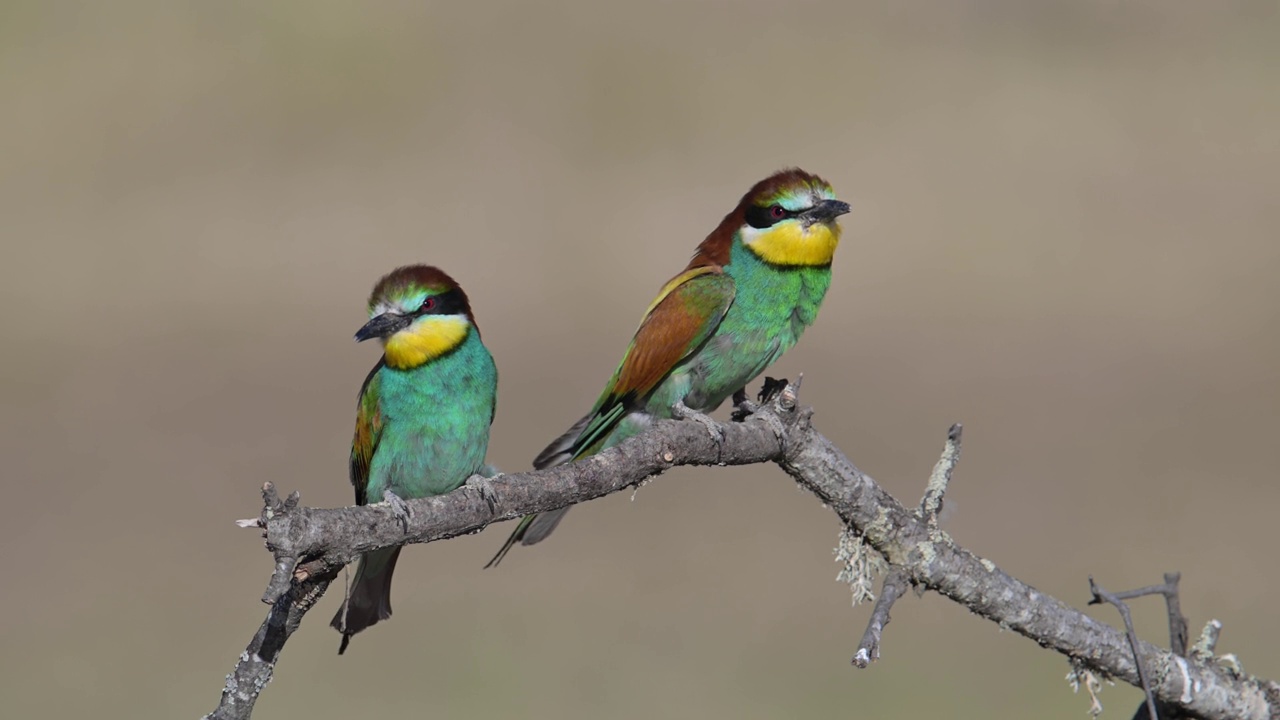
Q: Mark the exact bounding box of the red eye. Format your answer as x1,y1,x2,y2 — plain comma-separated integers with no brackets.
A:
769,205,786,220
420,298,435,312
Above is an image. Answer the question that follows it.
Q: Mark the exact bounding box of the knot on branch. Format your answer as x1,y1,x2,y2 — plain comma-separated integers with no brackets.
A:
762,376,813,463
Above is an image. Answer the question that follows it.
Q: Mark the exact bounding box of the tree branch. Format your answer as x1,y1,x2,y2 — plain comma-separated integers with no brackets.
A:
206,384,1280,720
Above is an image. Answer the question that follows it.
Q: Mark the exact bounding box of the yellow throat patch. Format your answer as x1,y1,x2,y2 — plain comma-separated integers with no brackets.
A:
384,315,470,369
746,221,841,267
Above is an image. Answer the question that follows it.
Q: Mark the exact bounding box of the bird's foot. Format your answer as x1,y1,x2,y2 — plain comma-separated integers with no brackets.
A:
730,387,759,422
465,473,501,515
672,400,724,444
382,489,413,533
757,376,789,405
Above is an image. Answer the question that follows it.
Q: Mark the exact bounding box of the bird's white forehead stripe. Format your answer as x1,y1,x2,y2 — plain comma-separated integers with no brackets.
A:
777,197,811,213
776,187,832,212
370,298,468,326
371,297,429,318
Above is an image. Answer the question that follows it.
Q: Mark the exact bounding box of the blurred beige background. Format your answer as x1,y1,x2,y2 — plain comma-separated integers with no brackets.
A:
2,1,1277,718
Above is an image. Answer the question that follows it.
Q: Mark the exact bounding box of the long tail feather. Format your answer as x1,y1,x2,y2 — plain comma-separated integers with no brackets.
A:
531,412,593,470
519,507,572,546
486,413,596,568
330,546,402,654
484,514,535,568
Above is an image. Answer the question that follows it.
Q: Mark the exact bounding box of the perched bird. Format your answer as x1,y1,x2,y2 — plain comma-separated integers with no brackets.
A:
331,265,498,654
486,168,850,567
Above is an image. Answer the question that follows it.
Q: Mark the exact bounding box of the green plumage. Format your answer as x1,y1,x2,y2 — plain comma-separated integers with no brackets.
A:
364,335,496,501
490,234,834,564
606,242,829,449
333,265,497,653
488,168,847,565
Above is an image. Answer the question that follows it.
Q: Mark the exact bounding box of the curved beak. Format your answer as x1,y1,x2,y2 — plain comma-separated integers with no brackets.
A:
354,313,411,342
804,198,852,224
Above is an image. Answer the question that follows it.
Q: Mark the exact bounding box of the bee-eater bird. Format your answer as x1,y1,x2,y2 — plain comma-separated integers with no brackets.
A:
331,265,497,654
486,168,850,567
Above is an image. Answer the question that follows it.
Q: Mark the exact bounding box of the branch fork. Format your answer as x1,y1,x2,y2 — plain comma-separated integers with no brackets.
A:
850,422,962,668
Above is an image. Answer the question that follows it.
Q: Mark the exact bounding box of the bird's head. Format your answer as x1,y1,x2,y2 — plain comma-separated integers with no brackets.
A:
356,265,477,370
695,168,851,268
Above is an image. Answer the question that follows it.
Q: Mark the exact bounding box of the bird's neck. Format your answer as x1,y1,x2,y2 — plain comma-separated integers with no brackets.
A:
726,238,832,299
377,330,494,413
724,238,833,339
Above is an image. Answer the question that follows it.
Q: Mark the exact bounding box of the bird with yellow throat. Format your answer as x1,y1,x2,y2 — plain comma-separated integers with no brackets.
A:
487,168,849,566
332,265,497,653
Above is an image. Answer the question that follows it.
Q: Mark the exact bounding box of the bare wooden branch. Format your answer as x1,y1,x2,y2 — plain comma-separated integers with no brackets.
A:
204,574,332,720
1160,572,1189,658
920,423,962,521
852,570,909,668
205,383,1280,720
1192,620,1224,662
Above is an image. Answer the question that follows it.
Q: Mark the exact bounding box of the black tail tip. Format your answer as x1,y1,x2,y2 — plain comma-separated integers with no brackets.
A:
338,633,352,655
485,528,523,569
483,544,512,569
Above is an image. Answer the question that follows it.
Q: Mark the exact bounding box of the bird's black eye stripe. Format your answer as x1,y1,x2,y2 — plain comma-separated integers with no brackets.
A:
745,204,792,229
415,288,468,316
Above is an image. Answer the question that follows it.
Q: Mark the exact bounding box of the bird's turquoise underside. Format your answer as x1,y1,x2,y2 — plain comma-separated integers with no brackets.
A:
364,330,497,501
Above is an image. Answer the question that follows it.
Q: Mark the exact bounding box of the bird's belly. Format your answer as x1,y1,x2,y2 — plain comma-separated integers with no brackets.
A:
651,327,791,415
367,422,490,501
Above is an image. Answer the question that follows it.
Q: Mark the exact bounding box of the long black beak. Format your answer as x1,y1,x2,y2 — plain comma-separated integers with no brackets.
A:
804,198,852,223
354,313,411,342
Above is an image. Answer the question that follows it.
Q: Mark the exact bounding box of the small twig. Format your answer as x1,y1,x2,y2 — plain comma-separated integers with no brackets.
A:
852,569,909,668
920,423,962,522
1108,584,1176,601
1090,577,1159,720
1161,573,1189,657
1191,620,1223,662
1154,572,1189,720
